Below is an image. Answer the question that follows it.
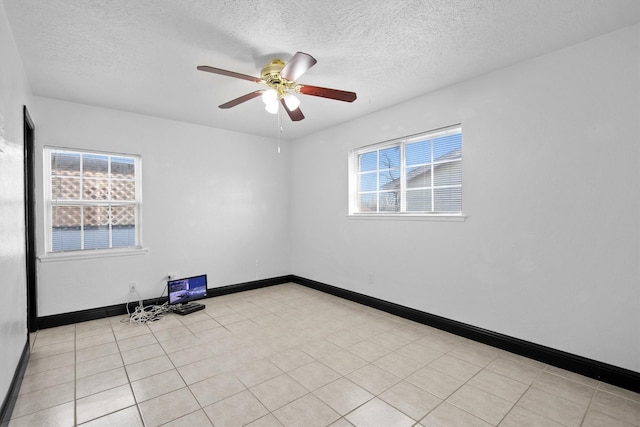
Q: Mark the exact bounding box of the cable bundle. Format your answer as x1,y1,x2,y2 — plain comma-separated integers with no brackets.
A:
123,288,170,324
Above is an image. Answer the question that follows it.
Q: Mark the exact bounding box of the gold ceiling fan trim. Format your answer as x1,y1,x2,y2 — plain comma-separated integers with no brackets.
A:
197,51,357,121
260,59,296,96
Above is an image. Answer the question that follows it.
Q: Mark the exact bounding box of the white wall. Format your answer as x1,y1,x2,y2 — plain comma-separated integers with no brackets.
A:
0,0,31,409
289,24,640,372
33,97,291,316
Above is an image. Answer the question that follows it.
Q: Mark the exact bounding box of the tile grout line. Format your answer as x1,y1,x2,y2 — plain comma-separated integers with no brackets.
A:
578,382,599,427
497,360,549,426
151,308,251,425
497,382,534,427
112,317,147,427
503,365,567,427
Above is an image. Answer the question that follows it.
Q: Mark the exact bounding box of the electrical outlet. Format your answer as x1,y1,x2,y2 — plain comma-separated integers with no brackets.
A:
129,281,136,292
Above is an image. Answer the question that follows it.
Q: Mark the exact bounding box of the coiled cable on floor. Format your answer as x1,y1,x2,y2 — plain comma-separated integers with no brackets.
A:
123,287,170,324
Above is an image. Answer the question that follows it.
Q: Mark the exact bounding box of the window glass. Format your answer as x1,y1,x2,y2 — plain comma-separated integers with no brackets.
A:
45,148,141,253
352,126,462,215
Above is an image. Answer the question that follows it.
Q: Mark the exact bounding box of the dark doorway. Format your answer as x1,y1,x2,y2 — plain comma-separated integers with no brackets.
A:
23,106,37,333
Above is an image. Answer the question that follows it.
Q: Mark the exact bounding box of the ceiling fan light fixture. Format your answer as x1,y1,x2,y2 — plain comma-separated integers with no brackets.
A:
265,101,279,114
261,89,278,105
198,51,356,122
283,93,300,111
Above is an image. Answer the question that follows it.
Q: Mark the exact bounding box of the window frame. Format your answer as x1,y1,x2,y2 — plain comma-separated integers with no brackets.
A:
42,146,144,259
348,125,465,219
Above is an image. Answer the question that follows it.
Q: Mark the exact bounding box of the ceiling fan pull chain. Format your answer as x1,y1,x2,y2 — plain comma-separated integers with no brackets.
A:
277,107,281,153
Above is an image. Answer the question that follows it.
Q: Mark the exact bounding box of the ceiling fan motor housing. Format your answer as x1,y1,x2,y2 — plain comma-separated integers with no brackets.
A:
261,59,286,86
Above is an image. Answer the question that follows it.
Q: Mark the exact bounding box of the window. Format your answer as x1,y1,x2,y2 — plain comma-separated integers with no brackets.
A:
44,147,142,253
350,125,462,215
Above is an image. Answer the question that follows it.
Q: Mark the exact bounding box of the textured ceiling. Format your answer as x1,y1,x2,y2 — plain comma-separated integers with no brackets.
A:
3,0,639,140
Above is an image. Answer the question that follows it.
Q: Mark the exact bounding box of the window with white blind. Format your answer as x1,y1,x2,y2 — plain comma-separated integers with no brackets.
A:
349,125,462,216
44,147,142,254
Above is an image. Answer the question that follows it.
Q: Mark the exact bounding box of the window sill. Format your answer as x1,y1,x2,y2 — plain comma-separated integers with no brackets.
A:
38,247,149,263
347,214,467,222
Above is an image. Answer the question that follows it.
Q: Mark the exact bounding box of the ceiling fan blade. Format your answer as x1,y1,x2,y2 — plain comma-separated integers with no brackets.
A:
280,52,317,82
297,85,357,102
219,91,264,109
280,98,305,121
197,65,262,83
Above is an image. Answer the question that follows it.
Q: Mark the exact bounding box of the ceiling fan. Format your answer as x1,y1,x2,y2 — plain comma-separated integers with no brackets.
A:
197,52,357,121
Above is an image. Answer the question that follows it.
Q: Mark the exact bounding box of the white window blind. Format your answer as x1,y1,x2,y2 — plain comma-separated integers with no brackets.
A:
45,147,142,253
351,125,462,215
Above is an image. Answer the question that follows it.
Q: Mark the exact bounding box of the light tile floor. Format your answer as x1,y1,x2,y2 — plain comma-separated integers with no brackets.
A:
10,283,640,426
